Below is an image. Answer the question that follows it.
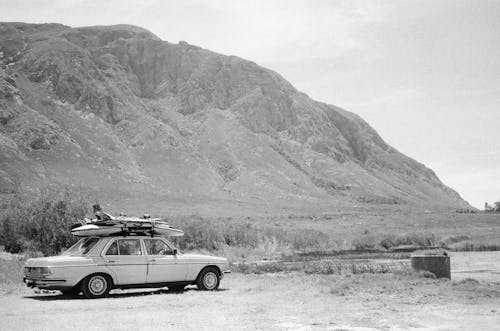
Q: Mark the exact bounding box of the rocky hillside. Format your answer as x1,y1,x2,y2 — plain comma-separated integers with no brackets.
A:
0,23,469,214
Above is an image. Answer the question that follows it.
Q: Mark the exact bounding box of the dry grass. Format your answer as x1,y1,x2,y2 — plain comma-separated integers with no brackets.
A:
0,251,26,294
447,241,500,251
166,215,333,260
231,259,410,275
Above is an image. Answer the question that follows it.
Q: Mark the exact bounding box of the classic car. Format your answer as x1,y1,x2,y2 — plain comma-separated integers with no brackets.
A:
23,235,230,298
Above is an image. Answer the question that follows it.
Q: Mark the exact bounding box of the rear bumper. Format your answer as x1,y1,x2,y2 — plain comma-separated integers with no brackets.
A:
23,277,68,290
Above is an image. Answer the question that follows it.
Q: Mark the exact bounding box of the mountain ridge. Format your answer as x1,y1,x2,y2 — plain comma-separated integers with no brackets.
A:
0,22,469,214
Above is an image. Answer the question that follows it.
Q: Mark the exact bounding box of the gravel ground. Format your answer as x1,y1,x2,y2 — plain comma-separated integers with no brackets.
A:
1,271,499,331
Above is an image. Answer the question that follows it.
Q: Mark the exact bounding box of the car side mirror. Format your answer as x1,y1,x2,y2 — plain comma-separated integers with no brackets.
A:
173,249,178,255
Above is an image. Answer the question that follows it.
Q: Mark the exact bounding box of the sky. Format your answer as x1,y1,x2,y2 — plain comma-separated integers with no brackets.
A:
1,0,499,208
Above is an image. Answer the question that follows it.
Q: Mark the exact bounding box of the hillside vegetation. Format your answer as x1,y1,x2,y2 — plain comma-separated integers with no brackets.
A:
1,194,498,260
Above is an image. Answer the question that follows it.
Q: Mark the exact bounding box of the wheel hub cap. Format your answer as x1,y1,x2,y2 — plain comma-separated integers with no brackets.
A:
203,272,217,289
89,276,106,295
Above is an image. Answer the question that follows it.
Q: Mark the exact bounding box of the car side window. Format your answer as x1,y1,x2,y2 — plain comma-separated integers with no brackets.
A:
117,239,142,255
144,239,173,255
105,241,118,255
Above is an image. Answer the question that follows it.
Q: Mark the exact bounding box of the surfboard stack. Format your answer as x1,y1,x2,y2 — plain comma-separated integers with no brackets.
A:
70,211,184,237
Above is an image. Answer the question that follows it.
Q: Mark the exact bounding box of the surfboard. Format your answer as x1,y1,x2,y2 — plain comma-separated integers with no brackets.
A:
87,213,161,225
71,224,123,237
71,212,184,237
151,223,184,237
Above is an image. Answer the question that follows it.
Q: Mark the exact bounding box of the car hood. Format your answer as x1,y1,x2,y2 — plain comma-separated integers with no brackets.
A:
178,253,227,264
25,255,96,267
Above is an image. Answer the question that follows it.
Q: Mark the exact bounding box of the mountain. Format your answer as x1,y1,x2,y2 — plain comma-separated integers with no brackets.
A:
0,22,469,214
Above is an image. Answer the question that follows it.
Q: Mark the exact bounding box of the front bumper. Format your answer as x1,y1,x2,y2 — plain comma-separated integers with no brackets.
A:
23,277,67,289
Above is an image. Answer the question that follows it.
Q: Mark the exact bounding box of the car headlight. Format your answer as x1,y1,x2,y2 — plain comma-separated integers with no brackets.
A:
39,267,52,276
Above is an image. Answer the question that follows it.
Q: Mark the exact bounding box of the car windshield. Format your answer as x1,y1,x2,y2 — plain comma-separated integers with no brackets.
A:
62,237,100,256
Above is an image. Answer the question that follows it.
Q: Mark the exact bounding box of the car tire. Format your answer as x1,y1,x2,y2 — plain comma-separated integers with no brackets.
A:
81,274,112,299
196,267,220,291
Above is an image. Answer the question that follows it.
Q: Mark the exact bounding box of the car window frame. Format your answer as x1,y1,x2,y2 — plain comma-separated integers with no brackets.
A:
104,240,119,256
101,237,145,256
63,236,101,256
143,238,176,256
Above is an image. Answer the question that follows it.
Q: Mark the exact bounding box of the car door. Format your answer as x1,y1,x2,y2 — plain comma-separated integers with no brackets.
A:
143,238,187,283
102,238,147,285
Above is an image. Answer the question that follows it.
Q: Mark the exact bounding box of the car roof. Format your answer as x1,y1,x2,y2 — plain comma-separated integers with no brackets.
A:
93,235,169,240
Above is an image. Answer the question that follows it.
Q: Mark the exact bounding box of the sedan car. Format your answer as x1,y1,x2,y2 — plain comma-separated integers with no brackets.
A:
23,235,230,298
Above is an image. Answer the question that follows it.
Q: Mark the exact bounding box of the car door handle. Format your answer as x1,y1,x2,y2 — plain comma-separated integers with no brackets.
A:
107,260,116,263
149,259,156,262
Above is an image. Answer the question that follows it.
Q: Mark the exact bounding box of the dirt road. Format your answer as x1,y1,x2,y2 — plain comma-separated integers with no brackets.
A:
1,272,499,331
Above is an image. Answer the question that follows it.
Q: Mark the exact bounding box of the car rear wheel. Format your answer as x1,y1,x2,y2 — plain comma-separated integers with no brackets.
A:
81,274,112,299
196,267,220,291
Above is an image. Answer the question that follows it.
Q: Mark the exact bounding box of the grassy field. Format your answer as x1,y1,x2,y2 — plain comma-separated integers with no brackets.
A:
166,210,500,261
2,192,499,260
225,210,500,247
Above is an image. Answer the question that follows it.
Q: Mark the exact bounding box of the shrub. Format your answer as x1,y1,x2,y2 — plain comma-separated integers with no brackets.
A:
411,248,448,256
0,189,89,256
167,215,331,256
304,262,343,275
352,232,378,250
234,260,409,275
448,241,500,251
167,216,261,252
349,262,393,274
379,232,437,250
440,235,471,246
230,261,300,274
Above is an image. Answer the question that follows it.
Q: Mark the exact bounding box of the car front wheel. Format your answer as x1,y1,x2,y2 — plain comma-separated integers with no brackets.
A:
81,274,112,299
196,267,220,291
